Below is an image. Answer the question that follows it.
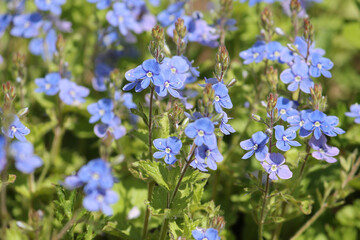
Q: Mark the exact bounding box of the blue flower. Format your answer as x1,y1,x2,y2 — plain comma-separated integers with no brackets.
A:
77,159,114,193
192,228,221,240
303,110,331,140
123,59,163,92
2,115,30,142
10,13,43,38
94,116,126,140
213,82,233,113
287,109,312,137
35,72,61,96
309,53,333,78
280,61,314,93
59,79,90,105
91,63,113,92
239,41,266,64
87,98,114,124
185,118,217,148
29,29,57,60
220,112,235,135
157,1,185,27
0,14,12,37
87,0,111,9
155,71,183,98
266,41,284,62
274,125,301,151
106,2,139,35
153,137,182,164
324,115,345,137
63,175,84,190
346,103,360,124
190,158,209,172
114,91,137,109
9,141,43,174
0,136,6,173
195,145,223,170
187,18,219,48
275,97,298,121
35,0,66,15
261,153,293,180
83,188,119,216
161,56,189,83
240,131,269,161
309,135,339,163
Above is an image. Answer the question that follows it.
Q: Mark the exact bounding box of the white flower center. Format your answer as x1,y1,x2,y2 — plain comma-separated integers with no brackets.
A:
70,90,76,97
169,15,175,21
253,52,259,59
215,95,220,102
146,72,153,78
165,148,171,154
198,130,204,137
317,63,322,70
253,144,258,150
280,109,286,115
11,125,17,133
24,21,30,29
45,83,51,90
97,194,104,202
271,165,278,171
282,136,289,141
295,75,302,82
165,81,170,88
274,51,280,57
92,173,100,180
314,121,321,127
99,109,105,116
170,67,177,74
118,16,124,23
299,120,304,126
46,0,51,4
206,150,211,156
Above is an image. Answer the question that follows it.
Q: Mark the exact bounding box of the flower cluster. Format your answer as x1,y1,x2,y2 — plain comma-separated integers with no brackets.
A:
123,56,198,99
35,73,89,106
63,158,119,216
158,2,220,47
1,115,42,174
0,1,71,61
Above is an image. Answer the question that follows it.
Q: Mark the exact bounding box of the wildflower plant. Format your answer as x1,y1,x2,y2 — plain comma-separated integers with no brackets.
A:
0,0,359,240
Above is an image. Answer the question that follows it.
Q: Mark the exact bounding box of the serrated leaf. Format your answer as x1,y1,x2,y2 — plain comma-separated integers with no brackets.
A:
128,128,148,145
138,160,170,190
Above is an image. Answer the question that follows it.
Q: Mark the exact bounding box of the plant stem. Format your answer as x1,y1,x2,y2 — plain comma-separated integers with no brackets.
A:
52,210,80,240
289,204,327,240
272,143,311,240
1,162,8,236
142,86,155,240
159,144,197,240
258,174,270,240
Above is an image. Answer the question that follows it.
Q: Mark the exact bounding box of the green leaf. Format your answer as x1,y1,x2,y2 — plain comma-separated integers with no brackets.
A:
138,160,170,191
158,112,170,138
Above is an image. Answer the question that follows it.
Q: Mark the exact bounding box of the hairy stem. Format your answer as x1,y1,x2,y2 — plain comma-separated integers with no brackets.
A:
258,174,270,240
159,144,197,240
52,210,81,240
142,86,155,240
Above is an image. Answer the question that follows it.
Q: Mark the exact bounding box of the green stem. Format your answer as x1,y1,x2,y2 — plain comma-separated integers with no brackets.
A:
159,144,197,240
1,162,9,235
290,204,327,240
142,86,155,240
258,174,270,240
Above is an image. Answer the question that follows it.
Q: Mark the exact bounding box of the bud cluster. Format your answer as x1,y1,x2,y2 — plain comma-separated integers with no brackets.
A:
2,81,16,113
267,93,278,115
215,45,230,81
173,18,187,56
290,0,301,14
266,66,278,93
168,101,184,131
149,25,166,63
310,83,327,111
200,83,215,114
303,18,314,45
260,7,273,42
